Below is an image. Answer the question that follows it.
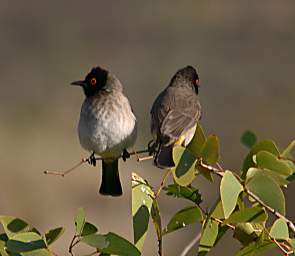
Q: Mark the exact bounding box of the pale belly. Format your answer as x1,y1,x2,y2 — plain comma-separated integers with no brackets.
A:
78,97,137,158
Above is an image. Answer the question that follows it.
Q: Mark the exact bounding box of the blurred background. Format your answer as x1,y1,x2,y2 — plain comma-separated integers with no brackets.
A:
0,1,294,255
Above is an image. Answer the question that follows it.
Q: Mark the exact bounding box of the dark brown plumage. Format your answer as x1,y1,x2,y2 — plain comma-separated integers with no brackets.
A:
150,66,201,169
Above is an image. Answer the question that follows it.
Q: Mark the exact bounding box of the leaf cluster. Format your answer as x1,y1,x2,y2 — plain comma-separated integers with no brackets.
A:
1,127,295,256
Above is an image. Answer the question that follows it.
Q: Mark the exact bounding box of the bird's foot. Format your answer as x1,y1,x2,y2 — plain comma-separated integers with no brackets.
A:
148,140,157,156
87,152,97,167
122,149,131,162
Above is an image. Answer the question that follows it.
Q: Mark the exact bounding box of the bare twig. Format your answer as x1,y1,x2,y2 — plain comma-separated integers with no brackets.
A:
264,227,293,255
138,155,154,162
155,169,172,198
158,238,163,256
44,158,88,177
68,235,79,256
44,149,151,177
180,232,201,256
198,160,224,177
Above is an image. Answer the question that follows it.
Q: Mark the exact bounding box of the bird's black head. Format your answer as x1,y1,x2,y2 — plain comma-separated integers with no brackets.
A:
71,66,108,97
172,65,200,93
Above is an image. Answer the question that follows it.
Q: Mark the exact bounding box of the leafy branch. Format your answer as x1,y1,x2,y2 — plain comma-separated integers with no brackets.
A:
1,126,295,256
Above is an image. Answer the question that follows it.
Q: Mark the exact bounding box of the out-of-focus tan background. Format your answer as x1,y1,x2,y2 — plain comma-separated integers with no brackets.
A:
0,1,294,255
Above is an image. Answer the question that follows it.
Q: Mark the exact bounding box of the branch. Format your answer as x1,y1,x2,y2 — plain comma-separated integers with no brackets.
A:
44,149,151,177
68,235,79,256
180,202,235,256
155,169,172,198
93,149,150,161
246,189,295,235
198,160,295,235
263,227,293,255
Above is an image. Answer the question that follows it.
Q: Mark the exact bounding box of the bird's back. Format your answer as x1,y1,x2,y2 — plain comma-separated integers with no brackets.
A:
151,84,201,146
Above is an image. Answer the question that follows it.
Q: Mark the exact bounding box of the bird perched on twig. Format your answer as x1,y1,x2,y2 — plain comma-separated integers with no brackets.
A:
71,66,137,196
150,66,201,169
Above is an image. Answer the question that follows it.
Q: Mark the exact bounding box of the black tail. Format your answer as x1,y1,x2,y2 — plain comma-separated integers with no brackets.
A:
99,159,122,196
154,145,175,169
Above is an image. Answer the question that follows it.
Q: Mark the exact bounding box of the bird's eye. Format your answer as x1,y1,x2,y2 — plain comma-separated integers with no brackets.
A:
90,78,97,86
195,79,200,86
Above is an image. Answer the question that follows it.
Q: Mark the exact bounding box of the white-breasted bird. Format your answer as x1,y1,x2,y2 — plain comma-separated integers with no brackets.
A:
71,66,137,196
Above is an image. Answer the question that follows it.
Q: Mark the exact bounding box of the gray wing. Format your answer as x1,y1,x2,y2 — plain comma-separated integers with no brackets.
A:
150,86,201,146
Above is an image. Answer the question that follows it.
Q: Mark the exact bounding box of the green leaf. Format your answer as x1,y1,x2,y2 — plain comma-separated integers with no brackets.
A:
172,146,197,186
288,238,295,252
187,124,206,157
21,249,51,256
210,199,225,220
246,172,285,215
102,232,141,256
281,140,295,157
45,227,64,246
81,222,98,237
269,219,289,240
198,219,219,256
163,206,202,235
0,238,8,256
75,208,85,235
242,140,280,178
247,167,289,187
256,151,293,176
200,135,220,164
131,173,154,251
81,234,109,249
225,207,267,224
163,184,202,204
284,160,295,173
220,171,243,218
0,216,29,238
241,130,257,148
236,241,276,256
233,223,259,246
6,232,46,253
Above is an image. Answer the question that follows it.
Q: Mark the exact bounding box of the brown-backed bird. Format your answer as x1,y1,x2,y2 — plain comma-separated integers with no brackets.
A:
150,66,201,169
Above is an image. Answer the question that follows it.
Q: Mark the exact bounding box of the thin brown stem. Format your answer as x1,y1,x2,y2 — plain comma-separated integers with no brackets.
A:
44,158,88,177
158,238,162,256
138,155,154,162
68,235,79,256
264,227,293,255
44,149,151,177
155,169,171,198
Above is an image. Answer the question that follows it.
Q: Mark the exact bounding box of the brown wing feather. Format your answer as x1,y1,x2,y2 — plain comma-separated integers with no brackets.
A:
151,85,201,146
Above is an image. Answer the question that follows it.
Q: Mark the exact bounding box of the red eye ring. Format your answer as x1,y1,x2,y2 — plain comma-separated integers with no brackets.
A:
90,78,97,86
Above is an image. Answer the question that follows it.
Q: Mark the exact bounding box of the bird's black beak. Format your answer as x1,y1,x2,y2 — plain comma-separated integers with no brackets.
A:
71,80,86,87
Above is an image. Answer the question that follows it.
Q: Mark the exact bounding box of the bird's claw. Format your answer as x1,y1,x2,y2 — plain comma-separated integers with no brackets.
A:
122,149,131,162
87,152,97,166
148,140,157,156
